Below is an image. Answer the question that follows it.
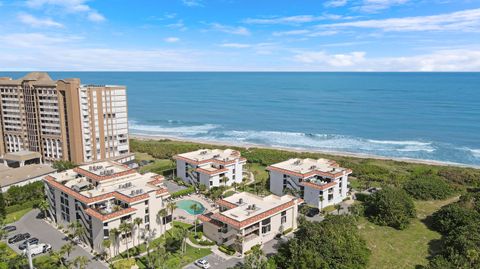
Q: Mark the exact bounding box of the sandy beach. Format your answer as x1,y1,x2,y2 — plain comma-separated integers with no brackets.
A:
130,133,480,169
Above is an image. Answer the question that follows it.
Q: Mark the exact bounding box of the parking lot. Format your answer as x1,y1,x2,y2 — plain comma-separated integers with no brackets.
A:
3,209,107,269
183,253,243,269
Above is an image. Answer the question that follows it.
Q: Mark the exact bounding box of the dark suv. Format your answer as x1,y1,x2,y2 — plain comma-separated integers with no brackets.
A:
8,233,31,244
19,238,39,250
2,226,16,233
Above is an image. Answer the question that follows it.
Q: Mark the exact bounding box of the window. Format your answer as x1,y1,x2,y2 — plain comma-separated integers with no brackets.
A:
103,229,109,237
262,225,271,234
145,215,150,223
104,222,108,227
281,211,287,224
163,215,173,224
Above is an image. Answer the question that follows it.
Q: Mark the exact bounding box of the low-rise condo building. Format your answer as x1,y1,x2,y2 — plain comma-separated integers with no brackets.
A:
43,161,171,253
267,158,352,209
174,149,246,188
199,192,302,254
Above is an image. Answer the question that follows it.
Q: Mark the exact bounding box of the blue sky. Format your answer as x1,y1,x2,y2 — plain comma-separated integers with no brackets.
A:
0,0,479,71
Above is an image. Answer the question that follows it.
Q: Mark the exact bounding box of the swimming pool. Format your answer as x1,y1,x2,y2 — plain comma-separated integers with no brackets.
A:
176,200,206,215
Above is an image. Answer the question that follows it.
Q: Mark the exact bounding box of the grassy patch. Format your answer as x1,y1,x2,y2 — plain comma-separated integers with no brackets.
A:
358,197,458,269
137,244,211,269
173,221,193,230
5,207,33,223
139,159,175,174
245,163,269,182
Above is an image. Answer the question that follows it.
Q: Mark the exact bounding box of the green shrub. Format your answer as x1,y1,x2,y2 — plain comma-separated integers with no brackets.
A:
430,203,480,234
282,228,293,235
5,200,41,214
355,193,370,202
403,176,453,200
170,187,195,199
218,245,235,255
364,187,416,230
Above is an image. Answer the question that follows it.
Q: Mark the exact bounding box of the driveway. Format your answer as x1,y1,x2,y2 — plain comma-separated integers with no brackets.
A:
165,180,187,194
183,253,243,269
5,209,107,269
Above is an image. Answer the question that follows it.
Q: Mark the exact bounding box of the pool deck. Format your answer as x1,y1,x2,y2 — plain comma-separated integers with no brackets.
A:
172,193,216,224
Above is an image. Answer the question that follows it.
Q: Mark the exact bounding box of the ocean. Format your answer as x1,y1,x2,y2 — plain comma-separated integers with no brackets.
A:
2,72,480,166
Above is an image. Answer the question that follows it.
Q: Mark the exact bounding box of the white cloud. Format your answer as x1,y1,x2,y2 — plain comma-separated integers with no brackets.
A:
272,30,311,37
164,37,180,43
182,0,203,7
0,33,79,48
26,0,105,22
210,23,250,35
294,51,366,66
167,20,187,31
321,8,480,32
243,14,345,25
359,0,410,13
292,49,480,71
324,0,349,8
18,13,63,28
87,11,105,22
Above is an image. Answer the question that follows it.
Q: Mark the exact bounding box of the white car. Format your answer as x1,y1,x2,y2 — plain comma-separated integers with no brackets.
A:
23,243,52,257
195,259,211,269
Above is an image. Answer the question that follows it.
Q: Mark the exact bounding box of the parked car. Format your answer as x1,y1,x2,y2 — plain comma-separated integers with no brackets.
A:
2,226,16,233
19,238,39,250
8,233,31,244
23,243,51,257
306,207,320,217
195,259,211,269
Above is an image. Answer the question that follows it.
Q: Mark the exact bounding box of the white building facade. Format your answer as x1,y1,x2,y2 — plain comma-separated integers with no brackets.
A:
267,158,352,209
199,192,302,254
174,149,246,188
44,161,172,253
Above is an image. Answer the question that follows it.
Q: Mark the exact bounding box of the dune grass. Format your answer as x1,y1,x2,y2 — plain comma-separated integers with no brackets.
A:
358,197,458,269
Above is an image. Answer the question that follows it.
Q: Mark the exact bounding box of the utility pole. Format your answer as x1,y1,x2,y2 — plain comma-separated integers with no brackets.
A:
26,242,33,269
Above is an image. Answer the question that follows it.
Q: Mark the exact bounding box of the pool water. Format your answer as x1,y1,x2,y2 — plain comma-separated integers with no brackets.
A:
176,200,206,215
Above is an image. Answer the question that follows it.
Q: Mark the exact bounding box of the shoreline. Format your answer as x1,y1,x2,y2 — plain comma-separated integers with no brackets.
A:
130,133,480,169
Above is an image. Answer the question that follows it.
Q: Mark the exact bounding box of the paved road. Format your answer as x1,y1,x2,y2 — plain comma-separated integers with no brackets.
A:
183,253,243,269
4,209,107,269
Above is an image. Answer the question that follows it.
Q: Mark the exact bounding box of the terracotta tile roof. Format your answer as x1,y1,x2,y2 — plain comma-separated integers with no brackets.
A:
216,199,238,209
266,166,352,179
196,167,229,175
198,214,223,227
44,176,150,204
156,188,169,196
211,198,300,229
73,167,136,182
300,181,337,191
85,207,136,222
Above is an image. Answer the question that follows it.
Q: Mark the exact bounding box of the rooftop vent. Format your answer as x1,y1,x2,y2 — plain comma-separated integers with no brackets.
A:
293,160,301,165
238,198,243,204
200,150,208,155
310,165,317,170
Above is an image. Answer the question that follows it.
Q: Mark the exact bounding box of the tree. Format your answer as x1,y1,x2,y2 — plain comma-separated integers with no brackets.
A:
431,203,480,234
0,191,6,220
275,215,370,269
220,176,229,187
61,242,75,259
157,208,168,239
178,227,188,253
364,187,416,230
133,217,143,248
37,199,50,220
52,160,76,172
319,195,324,210
72,255,90,269
167,202,177,217
119,222,133,259
190,204,201,235
235,235,244,254
334,204,342,214
232,182,238,191
244,244,268,269
109,228,120,256
102,239,111,261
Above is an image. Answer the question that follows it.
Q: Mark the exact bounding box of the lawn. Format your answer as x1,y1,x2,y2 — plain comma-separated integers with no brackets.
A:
358,197,458,269
139,159,175,174
245,163,269,182
5,207,33,223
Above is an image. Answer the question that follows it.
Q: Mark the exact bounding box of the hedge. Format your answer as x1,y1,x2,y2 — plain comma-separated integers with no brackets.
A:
170,186,195,199
5,199,41,214
218,245,235,255
282,227,293,235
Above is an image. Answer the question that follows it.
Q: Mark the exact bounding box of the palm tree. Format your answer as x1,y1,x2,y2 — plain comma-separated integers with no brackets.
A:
335,204,342,214
220,176,229,187
102,239,111,261
73,255,90,269
189,203,201,236
157,208,168,239
109,228,120,256
319,195,324,211
119,222,133,259
234,235,244,254
156,244,167,269
60,242,74,259
232,182,238,191
178,227,188,253
37,199,49,220
133,217,143,248
167,202,177,217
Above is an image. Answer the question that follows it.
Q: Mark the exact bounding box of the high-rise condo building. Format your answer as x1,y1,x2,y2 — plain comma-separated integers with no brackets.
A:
0,72,133,164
